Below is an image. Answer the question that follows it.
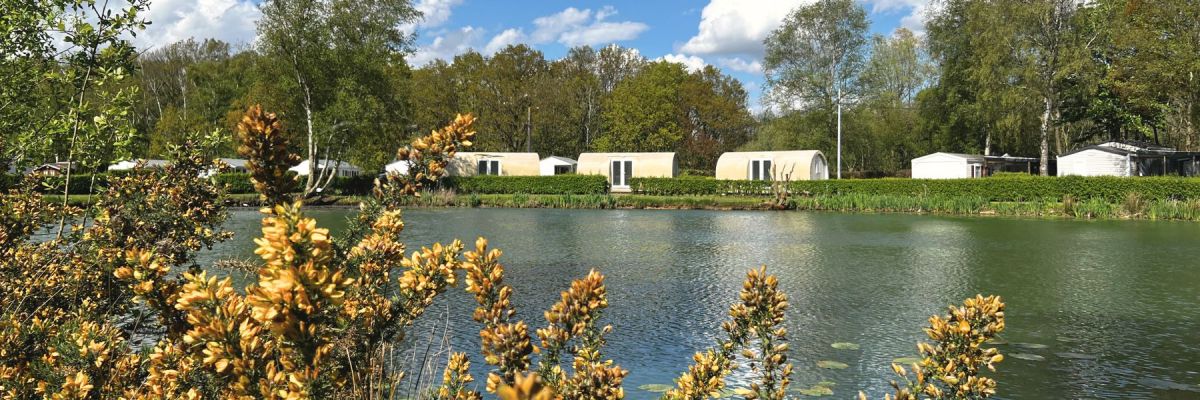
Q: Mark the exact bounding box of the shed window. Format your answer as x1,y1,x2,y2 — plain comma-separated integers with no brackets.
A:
610,160,633,187
477,159,501,175
750,159,772,181
553,165,573,175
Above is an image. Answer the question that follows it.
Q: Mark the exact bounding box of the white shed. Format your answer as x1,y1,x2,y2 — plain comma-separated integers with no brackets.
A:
540,156,577,176
218,158,249,173
107,159,169,172
289,159,363,177
384,160,410,176
911,153,987,179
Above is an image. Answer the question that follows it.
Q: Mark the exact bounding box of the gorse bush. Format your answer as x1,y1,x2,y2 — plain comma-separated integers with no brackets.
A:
443,175,609,195
237,105,300,204
0,111,1008,399
632,175,1200,201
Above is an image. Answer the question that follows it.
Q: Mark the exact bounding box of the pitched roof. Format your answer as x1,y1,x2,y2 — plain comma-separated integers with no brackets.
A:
541,156,577,164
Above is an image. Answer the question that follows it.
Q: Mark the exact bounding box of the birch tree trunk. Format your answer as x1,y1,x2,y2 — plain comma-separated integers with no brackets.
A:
1039,94,1052,176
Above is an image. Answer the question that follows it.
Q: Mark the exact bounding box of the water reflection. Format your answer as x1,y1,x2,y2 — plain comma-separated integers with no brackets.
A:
201,208,1200,399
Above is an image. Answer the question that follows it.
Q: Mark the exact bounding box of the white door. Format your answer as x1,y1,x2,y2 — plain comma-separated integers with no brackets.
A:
610,160,633,187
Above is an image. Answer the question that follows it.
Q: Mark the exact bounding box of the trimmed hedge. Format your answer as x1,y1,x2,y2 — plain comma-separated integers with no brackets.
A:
330,174,374,195
36,173,111,194
630,176,771,196
213,173,370,195
632,175,1200,201
214,173,256,194
443,175,609,195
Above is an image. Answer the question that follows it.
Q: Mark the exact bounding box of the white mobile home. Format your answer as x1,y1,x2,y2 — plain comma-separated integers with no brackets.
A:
540,156,577,176
445,152,541,176
107,159,169,172
576,152,678,192
384,160,410,176
911,153,987,179
289,159,363,177
912,152,1043,178
1058,141,1200,177
714,150,828,181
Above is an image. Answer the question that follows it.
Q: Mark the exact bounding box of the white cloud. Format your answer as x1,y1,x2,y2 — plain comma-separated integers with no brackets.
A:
558,21,648,47
862,0,934,35
531,7,593,43
485,28,525,54
659,53,707,72
408,5,646,65
402,0,465,33
529,6,648,47
717,57,762,73
679,0,813,57
133,0,261,50
409,26,485,66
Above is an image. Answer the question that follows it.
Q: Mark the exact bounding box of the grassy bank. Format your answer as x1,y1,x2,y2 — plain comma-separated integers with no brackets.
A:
47,192,1200,220
378,192,1200,220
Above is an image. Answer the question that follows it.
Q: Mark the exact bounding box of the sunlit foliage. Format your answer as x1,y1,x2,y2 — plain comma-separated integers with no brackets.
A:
862,295,1006,400
237,104,300,205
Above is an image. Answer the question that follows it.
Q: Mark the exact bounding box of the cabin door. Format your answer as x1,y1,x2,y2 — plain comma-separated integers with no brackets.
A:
610,160,632,187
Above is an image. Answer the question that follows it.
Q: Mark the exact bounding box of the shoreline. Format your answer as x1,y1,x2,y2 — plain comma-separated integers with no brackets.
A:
40,192,1195,222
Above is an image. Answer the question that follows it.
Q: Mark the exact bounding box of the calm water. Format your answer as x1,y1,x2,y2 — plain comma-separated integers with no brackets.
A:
202,208,1200,399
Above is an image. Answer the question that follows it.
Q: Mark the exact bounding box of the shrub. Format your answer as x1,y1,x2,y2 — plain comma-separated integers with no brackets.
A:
631,176,770,196
214,172,255,194
330,174,375,195
0,174,18,191
37,173,110,194
444,175,609,195
632,175,1200,202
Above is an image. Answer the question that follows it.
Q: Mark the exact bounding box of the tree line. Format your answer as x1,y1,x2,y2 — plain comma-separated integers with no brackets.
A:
2,0,1197,178
757,0,1199,176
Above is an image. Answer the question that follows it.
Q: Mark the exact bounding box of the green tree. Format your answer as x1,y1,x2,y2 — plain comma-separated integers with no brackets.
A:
596,61,689,152
0,0,148,234
678,66,754,170
852,29,933,173
764,0,869,178
257,0,418,194
1104,0,1200,149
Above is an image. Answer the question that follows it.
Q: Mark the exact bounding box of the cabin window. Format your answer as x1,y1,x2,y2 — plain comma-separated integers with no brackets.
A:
610,160,633,187
477,159,501,175
749,159,773,180
553,165,573,175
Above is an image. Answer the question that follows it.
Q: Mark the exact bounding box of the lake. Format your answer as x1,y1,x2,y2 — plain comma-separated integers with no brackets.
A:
201,208,1200,399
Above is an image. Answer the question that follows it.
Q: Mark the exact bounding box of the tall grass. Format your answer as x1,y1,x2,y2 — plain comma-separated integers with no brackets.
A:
211,190,1200,221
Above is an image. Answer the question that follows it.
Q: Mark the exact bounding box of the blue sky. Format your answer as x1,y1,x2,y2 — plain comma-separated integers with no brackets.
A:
133,0,933,111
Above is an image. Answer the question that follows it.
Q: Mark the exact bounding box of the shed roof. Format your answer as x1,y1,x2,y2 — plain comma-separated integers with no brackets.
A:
1060,141,1200,158
541,156,577,164
913,152,986,162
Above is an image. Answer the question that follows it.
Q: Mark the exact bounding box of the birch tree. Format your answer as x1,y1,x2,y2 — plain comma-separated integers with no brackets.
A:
257,0,418,195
